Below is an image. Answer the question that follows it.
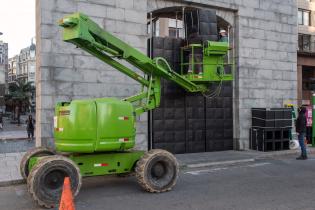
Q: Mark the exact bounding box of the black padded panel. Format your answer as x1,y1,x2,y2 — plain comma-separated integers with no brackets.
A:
205,82,233,151
185,9,218,38
199,9,217,23
199,22,218,36
152,37,164,49
200,35,218,42
163,37,174,50
149,31,232,154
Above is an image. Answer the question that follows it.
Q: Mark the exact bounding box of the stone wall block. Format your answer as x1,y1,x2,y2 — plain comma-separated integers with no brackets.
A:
78,2,107,17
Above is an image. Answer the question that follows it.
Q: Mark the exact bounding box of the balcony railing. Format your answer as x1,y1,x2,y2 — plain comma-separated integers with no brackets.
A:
298,42,315,54
16,73,28,78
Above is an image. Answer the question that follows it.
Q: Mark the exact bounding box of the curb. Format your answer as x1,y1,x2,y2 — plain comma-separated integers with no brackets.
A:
180,149,315,169
183,158,255,169
0,138,30,141
0,179,25,187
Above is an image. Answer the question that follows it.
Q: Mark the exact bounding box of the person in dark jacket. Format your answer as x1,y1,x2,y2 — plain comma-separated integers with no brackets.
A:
26,115,35,141
295,106,307,160
0,112,3,130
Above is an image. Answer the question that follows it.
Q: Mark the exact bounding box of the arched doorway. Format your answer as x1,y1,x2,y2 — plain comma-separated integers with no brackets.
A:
147,6,235,154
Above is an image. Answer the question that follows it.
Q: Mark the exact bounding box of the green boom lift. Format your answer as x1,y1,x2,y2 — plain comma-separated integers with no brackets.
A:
21,13,233,208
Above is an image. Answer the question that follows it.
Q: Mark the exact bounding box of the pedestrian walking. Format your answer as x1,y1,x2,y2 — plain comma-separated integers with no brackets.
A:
0,112,3,130
26,115,35,141
295,106,307,160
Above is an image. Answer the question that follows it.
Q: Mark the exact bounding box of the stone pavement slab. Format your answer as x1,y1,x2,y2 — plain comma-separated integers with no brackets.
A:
176,150,257,167
0,130,29,140
0,139,35,153
0,152,24,186
176,147,315,168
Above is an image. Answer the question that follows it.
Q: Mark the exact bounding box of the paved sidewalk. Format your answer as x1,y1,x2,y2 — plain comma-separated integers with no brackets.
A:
1,147,315,187
0,130,29,140
0,152,24,185
0,139,35,153
176,149,314,168
0,114,35,140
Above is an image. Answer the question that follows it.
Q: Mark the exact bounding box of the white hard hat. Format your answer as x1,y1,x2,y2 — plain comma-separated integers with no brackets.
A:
219,29,226,33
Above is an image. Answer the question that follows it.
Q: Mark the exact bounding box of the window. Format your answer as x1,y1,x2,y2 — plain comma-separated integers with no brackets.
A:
298,9,311,26
298,34,311,51
169,27,183,38
302,67,315,91
168,19,184,38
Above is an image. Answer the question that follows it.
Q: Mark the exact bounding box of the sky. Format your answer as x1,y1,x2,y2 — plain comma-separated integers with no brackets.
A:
0,0,35,58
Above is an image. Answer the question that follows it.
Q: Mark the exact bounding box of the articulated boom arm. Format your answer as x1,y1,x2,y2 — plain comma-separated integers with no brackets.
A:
59,13,207,115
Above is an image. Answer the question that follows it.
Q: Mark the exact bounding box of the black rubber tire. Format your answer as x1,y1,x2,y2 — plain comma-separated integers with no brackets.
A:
135,149,179,193
27,155,82,208
20,147,55,180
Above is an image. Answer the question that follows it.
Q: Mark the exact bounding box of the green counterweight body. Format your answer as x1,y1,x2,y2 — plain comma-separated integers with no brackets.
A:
54,98,136,153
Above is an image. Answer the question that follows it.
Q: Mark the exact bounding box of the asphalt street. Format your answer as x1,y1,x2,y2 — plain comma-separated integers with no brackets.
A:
0,154,315,210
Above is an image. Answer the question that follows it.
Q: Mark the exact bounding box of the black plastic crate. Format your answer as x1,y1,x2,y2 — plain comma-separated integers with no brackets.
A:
252,108,292,128
252,108,275,119
252,118,275,128
250,128,292,152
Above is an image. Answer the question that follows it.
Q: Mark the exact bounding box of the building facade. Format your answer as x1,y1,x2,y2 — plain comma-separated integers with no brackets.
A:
0,41,8,85
297,0,315,105
0,41,8,109
8,42,36,112
8,55,18,84
18,43,36,84
36,0,297,151
8,43,36,84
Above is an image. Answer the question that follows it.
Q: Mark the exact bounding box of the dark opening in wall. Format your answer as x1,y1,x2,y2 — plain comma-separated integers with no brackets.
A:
148,7,233,154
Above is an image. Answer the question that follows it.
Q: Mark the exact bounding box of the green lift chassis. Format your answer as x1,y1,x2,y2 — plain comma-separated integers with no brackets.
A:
20,13,233,208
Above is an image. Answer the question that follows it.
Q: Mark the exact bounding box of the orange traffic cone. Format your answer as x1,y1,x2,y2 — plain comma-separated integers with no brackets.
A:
59,177,75,210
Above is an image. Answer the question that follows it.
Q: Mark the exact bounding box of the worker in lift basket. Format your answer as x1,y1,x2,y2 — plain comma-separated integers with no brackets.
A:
295,106,308,160
219,29,228,42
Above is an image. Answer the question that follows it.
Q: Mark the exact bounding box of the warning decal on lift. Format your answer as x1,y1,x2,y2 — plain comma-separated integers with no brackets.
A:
119,138,129,142
118,116,129,120
94,163,109,167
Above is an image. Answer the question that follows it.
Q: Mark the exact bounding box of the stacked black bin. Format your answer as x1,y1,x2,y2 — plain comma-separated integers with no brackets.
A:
149,37,182,73
184,9,218,42
250,108,292,151
149,45,233,153
149,9,233,154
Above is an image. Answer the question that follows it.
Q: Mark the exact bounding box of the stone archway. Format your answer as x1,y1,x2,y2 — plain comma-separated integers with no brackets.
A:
147,3,238,153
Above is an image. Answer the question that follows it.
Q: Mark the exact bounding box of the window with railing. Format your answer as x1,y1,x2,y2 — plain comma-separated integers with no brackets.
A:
298,34,315,52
